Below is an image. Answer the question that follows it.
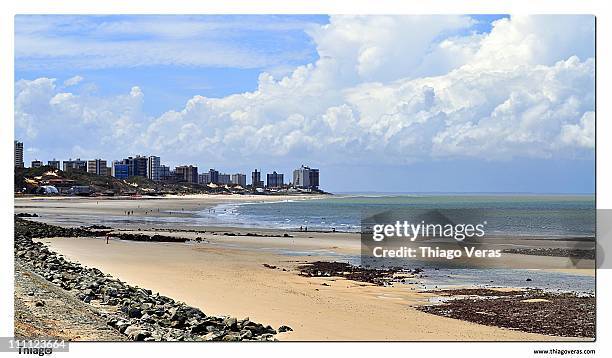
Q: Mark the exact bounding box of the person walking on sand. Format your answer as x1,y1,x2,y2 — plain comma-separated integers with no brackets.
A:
106,235,109,244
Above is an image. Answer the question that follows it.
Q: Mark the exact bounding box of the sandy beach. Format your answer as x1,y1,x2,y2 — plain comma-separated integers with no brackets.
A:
16,196,594,341
14,194,327,222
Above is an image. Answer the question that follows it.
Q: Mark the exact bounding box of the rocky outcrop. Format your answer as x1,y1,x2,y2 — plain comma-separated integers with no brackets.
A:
106,232,188,243
416,288,595,338
14,216,284,341
298,261,418,286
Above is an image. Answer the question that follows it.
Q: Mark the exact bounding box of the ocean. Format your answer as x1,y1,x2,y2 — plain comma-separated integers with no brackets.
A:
196,194,595,238
196,194,595,293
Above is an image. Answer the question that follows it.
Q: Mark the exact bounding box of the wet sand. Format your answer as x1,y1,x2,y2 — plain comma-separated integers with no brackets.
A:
14,194,327,223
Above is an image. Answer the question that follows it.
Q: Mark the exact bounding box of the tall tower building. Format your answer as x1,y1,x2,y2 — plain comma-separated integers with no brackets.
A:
231,173,247,187
14,141,24,168
147,156,161,181
208,169,220,184
293,165,320,189
47,159,60,170
266,171,284,188
251,169,263,188
175,165,198,183
87,159,108,176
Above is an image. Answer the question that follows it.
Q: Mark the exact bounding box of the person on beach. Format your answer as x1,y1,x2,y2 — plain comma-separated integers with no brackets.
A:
106,235,109,244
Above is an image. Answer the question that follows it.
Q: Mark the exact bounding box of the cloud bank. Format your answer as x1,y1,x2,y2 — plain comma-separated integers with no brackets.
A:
15,15,595,168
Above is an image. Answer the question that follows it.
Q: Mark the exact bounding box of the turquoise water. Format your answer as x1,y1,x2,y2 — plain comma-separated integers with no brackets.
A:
197,194,595,237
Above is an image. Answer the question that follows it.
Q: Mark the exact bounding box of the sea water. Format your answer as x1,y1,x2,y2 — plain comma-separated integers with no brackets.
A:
196,194,595,237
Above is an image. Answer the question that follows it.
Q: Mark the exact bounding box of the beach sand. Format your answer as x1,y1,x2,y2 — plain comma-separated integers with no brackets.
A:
14,194,326,219
17,196,593,341
37,235,565,341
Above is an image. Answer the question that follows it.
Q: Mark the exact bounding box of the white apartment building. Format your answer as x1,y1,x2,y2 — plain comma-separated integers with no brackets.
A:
147,156,161,181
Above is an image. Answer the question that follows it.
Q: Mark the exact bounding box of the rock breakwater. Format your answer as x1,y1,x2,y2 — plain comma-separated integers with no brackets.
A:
14,216,285,341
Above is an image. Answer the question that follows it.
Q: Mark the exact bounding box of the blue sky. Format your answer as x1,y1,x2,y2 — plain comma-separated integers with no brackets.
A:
14,15,594,193
15,15,328,115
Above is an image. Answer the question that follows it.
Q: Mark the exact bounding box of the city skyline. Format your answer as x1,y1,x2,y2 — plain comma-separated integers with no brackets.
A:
15,140,319,189
15,15,595,193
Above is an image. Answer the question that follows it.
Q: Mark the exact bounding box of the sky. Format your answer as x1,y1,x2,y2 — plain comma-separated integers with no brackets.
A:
14,15,595,193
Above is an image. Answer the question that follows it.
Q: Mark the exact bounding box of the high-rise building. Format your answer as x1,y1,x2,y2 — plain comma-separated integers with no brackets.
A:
251,169,263,188
293,165,320,189
31,160,43,168
159,165,171,181
131,156,148,177
112,162,130,180
87,159,108,176
208,169,219,184
293,166,308,188
198,172,211,185
63,158,87,172
309,168,320,189
147,156,161,181
176,165,198,183
218,173,231,185
115,156,148,178
47,159,60,170
14,141,24,168
231,173,247,187
266,171,284,188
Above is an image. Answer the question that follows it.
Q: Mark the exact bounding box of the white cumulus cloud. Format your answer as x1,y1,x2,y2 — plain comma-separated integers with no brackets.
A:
14,15,595,168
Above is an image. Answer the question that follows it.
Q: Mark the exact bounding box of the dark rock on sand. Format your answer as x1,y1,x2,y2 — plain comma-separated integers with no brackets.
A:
298,261,415,286
417,288,594,338
278,325,293,333
16,213,39,218
14,216,282,341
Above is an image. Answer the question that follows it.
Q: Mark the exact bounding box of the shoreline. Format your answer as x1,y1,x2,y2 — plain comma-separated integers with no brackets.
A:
15,195,596,240
13,196,596,341
15,196,596,275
